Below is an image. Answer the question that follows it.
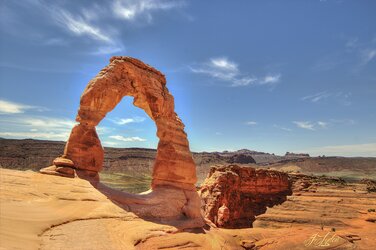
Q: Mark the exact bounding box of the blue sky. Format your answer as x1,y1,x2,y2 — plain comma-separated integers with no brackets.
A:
0,0,375,156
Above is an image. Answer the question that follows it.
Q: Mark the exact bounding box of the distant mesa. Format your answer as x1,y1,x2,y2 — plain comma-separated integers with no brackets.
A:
285,152,310,158
227,154,256,164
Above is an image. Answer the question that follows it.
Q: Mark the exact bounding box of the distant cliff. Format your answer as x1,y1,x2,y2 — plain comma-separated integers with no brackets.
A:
1,138,375,183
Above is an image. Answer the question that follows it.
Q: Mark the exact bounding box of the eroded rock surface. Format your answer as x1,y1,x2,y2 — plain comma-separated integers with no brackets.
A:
199,165,292,228
39,56,203,226
63,56,197,191
3,168,375,249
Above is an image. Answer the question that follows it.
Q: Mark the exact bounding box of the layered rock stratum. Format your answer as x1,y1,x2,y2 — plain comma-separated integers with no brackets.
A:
1,138,375,184
199,165,292,228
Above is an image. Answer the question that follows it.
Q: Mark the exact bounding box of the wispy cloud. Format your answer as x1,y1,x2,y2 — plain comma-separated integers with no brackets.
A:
0,115,75,141
0,99,48,114
345,37,359,49
301,91,331,103
0,131,69,140
245,121,258,126
361,49,376,65
330,118,355,125
112,0,186,22
293,121,316,130
90,45,125,55
293,119,356,131
109,135,146,142
273,124,292,132
305,143,376,157
301,91,351,106
2,0,187,56
317,121,328,128
50,9,111,43
0,116,75,130
190,57,281,87
109,116,146,125
101,140,120,147
259,74,281,85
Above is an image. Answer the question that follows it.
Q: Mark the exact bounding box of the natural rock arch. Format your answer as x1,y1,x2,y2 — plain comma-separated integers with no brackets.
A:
41,57,203,227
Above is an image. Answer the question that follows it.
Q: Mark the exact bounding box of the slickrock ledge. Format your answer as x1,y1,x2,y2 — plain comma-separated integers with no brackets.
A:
199,165,292,228
2,168,374,249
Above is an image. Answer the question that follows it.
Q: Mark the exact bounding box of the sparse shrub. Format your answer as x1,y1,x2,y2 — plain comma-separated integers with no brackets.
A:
368,208,376,213
331,228,336,232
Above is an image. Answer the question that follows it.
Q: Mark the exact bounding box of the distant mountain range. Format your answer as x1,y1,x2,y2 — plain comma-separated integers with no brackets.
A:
1,138,375,182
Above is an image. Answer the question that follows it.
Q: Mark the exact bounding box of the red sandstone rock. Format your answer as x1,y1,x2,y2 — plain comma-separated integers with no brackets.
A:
39,56,203,226
64,124,104,173
53,157,74,167
39,165,75,178
63,56,197,191
199,164,292,228
217,204,230,227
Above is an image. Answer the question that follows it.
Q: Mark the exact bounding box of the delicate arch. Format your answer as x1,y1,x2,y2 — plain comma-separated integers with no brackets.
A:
61,57,197,191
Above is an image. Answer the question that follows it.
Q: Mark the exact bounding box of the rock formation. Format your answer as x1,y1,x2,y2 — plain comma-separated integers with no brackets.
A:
40,56,203,227
199,164,291,228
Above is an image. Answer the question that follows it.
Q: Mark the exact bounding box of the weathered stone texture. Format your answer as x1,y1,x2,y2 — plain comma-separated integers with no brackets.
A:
199,164,292,228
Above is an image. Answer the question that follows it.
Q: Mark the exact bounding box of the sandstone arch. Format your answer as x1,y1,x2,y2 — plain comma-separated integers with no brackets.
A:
41,56,203,227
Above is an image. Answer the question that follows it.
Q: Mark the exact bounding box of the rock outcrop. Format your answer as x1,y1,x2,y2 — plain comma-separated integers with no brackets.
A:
199,165,291,228
227,154,256,164
39,56,203,227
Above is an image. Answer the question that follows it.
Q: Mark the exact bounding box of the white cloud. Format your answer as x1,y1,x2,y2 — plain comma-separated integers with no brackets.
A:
317,121,328,128
90,45,124,55
0,99,47,114
0,131,69,140
3,0,186,57
0,116,75,141
23,117,75,129
190,57,281,87
245,121,257,126
306,143,376,157
96,126,114,135
330,118,355,125
110,116,146,125
301,91,331,103
112,0,185,22
52,9,111,43
109,135,146,142
190,57,239,82
293,121,316,130
259,74,281,85
232,77,258,87
361,49,376,65
210,57,238,72
301,91,351,105
101,140,120,147
293,120,332,130
273,125,292,132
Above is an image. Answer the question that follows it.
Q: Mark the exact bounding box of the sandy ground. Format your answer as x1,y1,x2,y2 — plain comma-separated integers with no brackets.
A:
1,168,375,249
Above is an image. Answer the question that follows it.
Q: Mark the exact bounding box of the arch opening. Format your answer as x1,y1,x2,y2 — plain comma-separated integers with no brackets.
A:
98,96,157,193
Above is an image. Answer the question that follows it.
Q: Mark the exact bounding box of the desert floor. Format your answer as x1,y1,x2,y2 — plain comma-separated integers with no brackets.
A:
1,168,375,250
